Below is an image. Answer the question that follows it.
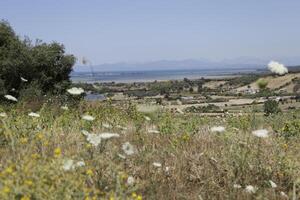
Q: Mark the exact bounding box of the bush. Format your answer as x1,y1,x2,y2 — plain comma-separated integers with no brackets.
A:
264,100,280,116
0,20,76,99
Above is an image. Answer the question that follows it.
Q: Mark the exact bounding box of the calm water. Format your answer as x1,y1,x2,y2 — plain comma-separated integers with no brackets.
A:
71,68,258,83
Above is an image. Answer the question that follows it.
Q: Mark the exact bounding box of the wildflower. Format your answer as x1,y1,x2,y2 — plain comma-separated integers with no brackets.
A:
21,77,28,82
233,184,242,189
211,126,225,133
62,159,74,171
269,180,277,188
2,186,10,194
102,123,111,129
4,94,18,102
280,191,288,198
83,131,120,147
122,142,135,156
153,162,162,167
165,166,170,172
20,137,28,144
67,87,84,95
86,169,93,176
54,147,62,157
132,192,137,198
21,196,30,200
82,115,95,121
5,166,13,174
28,112,40,118
137,195,142,200
252,129,269,138
61,105,69,110
148,129,160,134
99,133,120,139
24,180,33,187
76,161,85,167
0,112,7,117
245,185,256,193
144,116,151,121
127,176,135,185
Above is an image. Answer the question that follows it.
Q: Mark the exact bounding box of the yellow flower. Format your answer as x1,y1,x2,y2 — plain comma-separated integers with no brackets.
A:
137,195,143,200
5,166,13,174
20,137,28,144
109,196,115,200
25,180,34,187
86,169,93,176
31,153,39,159
54,147,62,157
283,143,288,151
2,186,10,194
86,144,92,148
21,195,30,200
36,133,43,140
132,192,137,198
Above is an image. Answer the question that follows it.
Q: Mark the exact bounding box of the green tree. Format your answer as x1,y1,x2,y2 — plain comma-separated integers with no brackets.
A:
257,79,268,90
0,20,76,98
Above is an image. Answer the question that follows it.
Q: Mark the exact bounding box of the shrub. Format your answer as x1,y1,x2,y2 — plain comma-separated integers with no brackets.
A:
264,100,280,116
0,20,76,99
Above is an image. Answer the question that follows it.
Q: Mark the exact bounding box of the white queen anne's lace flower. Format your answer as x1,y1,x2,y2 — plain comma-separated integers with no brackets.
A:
211,126,225,133
82,131,120,147
245,185,257,193
122,142,135,155
67,87,84,95
4,95,18,102
126,176,135,185
0,112,7,117
82,115,95,121
269,180,277,188
28,112,40,118
252,129,269,138
153,162,162,167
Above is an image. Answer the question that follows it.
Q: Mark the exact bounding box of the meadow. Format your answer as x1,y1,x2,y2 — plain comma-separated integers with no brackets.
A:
0,100,299,200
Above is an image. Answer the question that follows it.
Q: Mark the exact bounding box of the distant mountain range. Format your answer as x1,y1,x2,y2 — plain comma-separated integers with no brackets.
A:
73,57,300,72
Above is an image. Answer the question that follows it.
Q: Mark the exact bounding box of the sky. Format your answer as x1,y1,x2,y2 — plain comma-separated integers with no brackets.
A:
1,0,300,65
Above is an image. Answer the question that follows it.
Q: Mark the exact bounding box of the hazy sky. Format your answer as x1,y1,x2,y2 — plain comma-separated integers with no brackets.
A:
1,0,300,65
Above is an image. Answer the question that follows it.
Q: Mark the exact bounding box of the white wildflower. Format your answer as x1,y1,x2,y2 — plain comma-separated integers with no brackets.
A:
153,162,162,167
99,133,120,139
269,180,277,188
62,159,74,171
233,184,242,189
148,129,160,134
126,176,135,185
67,87,84,95
268,61,288,75
28,112,40,118
252,129,269,138
118,154,126,159
21,77,28,82
144,116,151,121
0,112,7,117
165,166,170,172
76,161,85,167
245,185,257,193
4,95,18,102
211,126,225,133
83,132,120,147
82,115,95,121
117,125,128,130
62,159,85,171
122,142,135,156
280,191,288,198
61,105,69,110
102,123,112,129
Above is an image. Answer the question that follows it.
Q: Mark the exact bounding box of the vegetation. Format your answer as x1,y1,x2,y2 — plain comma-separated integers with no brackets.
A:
264,100,280,116
0,102,299,199
0,20,76,100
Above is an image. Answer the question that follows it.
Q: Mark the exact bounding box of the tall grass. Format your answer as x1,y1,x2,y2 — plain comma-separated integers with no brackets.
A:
0,101,299,199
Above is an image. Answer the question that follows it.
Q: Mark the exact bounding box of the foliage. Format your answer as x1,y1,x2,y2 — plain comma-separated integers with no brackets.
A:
264,100,280,116
256,79,268,90
0,20,76,100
